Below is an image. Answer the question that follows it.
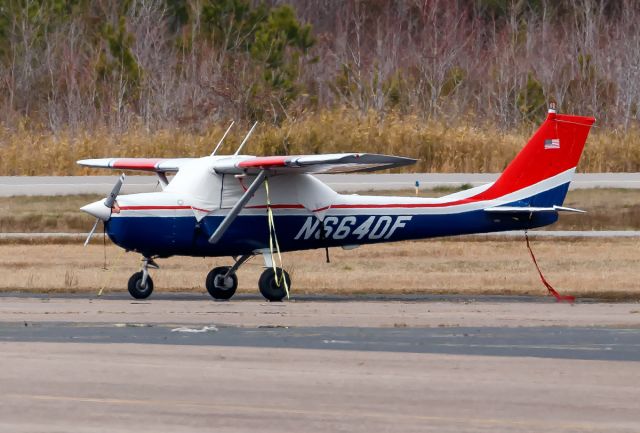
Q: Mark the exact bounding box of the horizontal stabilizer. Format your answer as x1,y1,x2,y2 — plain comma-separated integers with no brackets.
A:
484,205,586,214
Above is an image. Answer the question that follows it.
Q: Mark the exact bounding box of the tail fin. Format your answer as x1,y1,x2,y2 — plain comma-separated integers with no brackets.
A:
477,109,595,207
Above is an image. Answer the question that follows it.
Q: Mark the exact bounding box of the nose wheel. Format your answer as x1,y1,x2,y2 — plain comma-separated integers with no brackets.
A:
128,272,154,299
127,257,158,299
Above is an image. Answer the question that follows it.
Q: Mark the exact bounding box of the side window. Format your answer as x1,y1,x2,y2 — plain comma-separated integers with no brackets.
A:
221,174,247,209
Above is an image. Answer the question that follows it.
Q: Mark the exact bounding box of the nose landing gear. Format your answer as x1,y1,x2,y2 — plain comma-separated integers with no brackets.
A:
127,257,158,299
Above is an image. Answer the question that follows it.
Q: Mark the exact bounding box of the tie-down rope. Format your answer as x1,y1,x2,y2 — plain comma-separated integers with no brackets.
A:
525,230,575,303
264,177,289,298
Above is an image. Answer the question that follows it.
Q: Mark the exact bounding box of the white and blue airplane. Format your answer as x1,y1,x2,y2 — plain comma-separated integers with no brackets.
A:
79,108,595,301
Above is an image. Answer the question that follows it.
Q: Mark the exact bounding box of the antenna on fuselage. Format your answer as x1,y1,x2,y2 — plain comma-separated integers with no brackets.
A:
233,121,258,156
211,121,235,156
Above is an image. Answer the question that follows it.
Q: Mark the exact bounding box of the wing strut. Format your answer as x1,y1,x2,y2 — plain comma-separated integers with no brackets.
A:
208,170,267,244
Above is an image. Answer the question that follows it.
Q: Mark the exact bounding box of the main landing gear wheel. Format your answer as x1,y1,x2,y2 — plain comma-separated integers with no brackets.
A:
128,271,154,299
258,268,291,302
206,266,238,300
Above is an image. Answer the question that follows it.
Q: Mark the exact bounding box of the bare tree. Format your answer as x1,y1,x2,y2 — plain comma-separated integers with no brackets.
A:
411,0,472,119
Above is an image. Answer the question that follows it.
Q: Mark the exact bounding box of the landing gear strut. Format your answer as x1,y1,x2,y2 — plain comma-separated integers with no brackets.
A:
127,257,158,299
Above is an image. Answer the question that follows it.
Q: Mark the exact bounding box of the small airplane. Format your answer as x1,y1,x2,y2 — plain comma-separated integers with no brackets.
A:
79,107,595,301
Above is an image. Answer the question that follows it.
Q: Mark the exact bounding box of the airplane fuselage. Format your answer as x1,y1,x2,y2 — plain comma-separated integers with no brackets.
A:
105,177,566,258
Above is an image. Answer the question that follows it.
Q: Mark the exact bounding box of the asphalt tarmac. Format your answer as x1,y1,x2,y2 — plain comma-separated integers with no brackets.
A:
1,294,639,432
2,322,640,361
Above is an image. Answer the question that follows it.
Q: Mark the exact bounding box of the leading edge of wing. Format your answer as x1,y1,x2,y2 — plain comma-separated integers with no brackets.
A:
77,158,193,172
215,153,417,174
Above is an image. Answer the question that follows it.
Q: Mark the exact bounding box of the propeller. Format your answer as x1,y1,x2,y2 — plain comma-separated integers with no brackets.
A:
81,174,125,246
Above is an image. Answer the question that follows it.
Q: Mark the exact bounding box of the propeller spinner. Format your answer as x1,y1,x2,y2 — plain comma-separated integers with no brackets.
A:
81,174,125,246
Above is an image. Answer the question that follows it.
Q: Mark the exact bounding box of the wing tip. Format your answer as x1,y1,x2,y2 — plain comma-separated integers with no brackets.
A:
77,158,108,167
398,156,418,165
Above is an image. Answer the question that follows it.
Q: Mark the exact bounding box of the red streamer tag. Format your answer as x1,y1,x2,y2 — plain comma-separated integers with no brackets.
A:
525,232,575,303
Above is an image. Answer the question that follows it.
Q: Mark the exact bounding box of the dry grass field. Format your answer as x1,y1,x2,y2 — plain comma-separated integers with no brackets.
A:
0,195,99,233
0,238,638,300
3,111,640,176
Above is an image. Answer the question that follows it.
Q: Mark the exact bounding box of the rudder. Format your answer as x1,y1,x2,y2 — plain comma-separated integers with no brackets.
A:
474,108,595,207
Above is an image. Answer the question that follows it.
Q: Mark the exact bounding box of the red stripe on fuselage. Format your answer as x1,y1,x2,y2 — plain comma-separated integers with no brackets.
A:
331,201,474,209
119,204,307,211
117,203,466,212
245,204,332,212
119,205,192,210
246,204,305,209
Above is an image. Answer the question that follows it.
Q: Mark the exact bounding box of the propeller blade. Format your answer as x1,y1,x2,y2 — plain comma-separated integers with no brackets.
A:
104,173,125,209
82,175,124,247
84,218,100,247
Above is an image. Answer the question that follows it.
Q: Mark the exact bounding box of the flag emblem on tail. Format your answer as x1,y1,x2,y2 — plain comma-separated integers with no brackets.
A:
544,138,560,149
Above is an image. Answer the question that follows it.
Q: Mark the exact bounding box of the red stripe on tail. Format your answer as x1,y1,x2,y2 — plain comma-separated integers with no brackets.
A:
473,112,595,200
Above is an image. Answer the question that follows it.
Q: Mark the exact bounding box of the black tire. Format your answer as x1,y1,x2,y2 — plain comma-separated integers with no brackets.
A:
258,268,291,302
206,266,238,300
127,271,154,299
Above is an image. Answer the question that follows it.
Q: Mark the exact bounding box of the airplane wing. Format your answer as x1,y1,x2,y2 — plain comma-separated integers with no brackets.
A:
214,153,417,174
77,158,195,173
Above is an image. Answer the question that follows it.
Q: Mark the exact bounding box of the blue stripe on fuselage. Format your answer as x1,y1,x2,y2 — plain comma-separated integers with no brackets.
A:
107,210,556,257
106,180,567,258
